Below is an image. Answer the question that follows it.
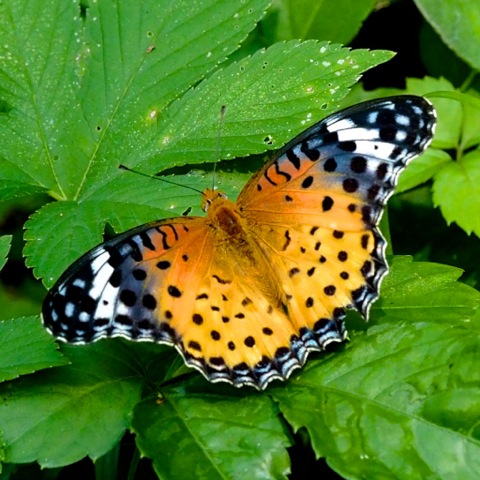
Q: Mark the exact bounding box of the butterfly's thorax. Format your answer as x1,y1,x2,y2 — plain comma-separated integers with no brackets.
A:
207,195,244,238
204,189,285,304
205,191,254,254
203,189,248,241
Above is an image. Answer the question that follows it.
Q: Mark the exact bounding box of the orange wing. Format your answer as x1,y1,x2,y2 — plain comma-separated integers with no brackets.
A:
239,95,437,318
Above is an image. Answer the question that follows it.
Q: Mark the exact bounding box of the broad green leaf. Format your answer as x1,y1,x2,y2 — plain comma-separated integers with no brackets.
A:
132,380,291,480
0,316,67,382
397,148,451,193
0,0,270,201
25,39,393,285
433,149,480,237
0,235,11,271
0,341,147,467
374,256,480,323
262,0,377,44
272,321,480,479
136,43,392,172
414,0,480,71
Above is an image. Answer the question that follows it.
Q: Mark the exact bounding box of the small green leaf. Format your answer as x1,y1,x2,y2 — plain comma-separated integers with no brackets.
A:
374,256,480,323
433,150,480,236
0,316,67,382
415,0,480,71
461,92,480,150
272,321,480,479
0,341,146,467
0,235,11,271
397,148,452,193
405,76,461,150
132,380,292,480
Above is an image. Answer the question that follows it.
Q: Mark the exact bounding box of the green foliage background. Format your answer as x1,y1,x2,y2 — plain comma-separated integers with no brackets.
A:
0,0,480,479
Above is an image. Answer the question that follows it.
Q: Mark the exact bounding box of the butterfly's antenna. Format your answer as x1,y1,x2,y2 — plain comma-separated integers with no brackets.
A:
212,105,227,191
118,164,203,195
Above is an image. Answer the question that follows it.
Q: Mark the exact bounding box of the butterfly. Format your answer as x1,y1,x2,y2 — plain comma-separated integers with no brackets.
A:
42,95,436,389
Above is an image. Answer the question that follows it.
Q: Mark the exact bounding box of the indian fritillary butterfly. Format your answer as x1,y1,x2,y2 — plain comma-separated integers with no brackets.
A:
42,95,437,389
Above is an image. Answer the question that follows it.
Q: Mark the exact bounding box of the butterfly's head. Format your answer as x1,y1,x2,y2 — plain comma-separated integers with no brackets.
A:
201,188,228,212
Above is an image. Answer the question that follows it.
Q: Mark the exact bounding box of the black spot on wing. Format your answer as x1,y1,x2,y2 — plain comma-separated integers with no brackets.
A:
286,149,301,169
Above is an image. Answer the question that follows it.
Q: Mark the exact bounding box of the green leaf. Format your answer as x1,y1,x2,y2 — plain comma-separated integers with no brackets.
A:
262,0,377,44
374,256,480,323
132,381,292,480
74,0,271,198
0,0,83,201
405,76,461,150
0,316,67,382
0,0,270,201
138,43,392,171
414,0,480,71
0,341,146,467
0,235,11,271
433,149,480,236
272,321,480,479
397,148,451,193
419,22,471,88
23,33,392,285
461,91,480,150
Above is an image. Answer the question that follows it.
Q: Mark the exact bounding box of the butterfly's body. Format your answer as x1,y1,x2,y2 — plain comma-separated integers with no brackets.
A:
42,96,436,389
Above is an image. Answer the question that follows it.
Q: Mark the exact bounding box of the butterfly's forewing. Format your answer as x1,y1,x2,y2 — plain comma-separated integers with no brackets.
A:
238,95,436,317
